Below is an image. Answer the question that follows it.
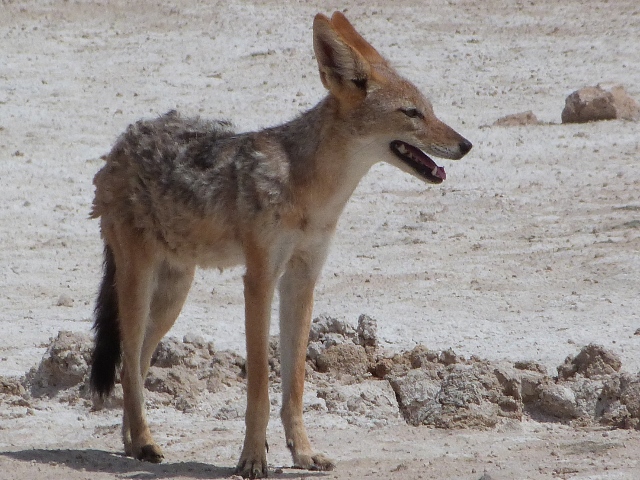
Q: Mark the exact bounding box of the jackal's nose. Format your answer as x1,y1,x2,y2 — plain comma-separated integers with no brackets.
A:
459,139,473,156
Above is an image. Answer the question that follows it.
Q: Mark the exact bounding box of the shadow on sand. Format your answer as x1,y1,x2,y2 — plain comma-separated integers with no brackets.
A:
0,448,327,479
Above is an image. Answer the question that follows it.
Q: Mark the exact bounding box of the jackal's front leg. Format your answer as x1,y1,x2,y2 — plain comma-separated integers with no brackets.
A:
279,250,335,472
236,245,278,479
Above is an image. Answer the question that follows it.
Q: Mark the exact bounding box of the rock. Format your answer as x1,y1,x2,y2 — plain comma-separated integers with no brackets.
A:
438,364,522,422
306,341,324,363
149,337,244,399
0,377,26,396
388,369,442,426
389,362,519,428
408,345,439,368
514,360,548,375
315,343,369,375
8,328,640,433
302,389,327,412
493,111,540,126
370,357,394,379
56,294,74,307
493,365,523,400
567,376,605,418
0,376,30,408
561,84,639,123
307,315,380,375
26,331,92,396
145,366,201,411
597,373,640,429
308,315,356,342
151,337,204,368
321,332,352,348
557,344,622,379
317,381,400,426
205,350,245,393
535,383,580,419
268,336,281,377
519,371,546,401
356,314,378,348
619,375,640,418
439,348,463,366
556,358,577,379
561,86,616,123
607,84,640,120
438,367,484,407
183,333,207,348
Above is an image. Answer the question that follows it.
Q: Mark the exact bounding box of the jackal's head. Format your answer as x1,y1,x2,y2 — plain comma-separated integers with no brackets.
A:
313,12,472,184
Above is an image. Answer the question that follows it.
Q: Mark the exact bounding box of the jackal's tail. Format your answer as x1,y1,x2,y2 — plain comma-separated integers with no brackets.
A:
90,244,121,398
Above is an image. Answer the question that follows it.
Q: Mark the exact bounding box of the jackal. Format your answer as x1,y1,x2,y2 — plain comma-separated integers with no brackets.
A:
90,11,471,478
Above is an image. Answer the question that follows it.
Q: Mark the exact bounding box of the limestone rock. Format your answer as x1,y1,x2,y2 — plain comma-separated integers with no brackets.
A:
356,314,378,348
562,86,616,123
493,110,540,126
561,84,639,123
317,381,401,426
315,343,369,375
557,344,622,379
608,84,640,120
26,331,92,396
388,369,442,426
535,383,580,419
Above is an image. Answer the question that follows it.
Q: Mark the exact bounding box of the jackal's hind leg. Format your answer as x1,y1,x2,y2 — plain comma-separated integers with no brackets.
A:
107,229,164,464
122,261,195,459
140,261,195,378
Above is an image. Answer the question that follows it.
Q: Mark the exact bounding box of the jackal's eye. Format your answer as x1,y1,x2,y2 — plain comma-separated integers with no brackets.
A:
400,107,424,119
351,78,367,91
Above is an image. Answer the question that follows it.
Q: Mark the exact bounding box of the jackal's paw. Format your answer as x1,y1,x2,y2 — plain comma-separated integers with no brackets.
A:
134,443,164,463
235,453,268,479
294,452,336,471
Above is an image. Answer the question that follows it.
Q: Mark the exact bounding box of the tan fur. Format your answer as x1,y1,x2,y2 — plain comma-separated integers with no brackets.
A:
90,11,471,478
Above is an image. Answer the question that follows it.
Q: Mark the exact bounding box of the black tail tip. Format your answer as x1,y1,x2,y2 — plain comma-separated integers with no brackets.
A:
90,243,121,399
90,347,119,398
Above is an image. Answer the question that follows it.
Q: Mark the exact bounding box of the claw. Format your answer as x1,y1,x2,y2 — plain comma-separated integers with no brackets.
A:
136,444,164,464
235,458,268,479
293,452,336,472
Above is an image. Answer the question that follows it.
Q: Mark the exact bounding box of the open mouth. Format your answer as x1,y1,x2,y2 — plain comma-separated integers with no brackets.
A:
390,140,446,184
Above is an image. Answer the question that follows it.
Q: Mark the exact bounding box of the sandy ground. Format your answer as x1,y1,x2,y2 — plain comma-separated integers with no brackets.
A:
1,0,639,478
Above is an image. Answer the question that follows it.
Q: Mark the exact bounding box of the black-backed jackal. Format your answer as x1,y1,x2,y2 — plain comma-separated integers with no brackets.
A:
90,11,472,479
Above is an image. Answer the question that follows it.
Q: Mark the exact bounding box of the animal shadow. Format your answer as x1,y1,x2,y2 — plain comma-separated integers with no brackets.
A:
0,448,326,479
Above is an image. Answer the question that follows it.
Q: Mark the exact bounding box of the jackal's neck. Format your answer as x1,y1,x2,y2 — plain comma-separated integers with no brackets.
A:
267,96,373,215
268,97,335,170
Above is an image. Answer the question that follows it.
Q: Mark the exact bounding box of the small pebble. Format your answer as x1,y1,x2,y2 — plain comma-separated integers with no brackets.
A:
56,294,73,307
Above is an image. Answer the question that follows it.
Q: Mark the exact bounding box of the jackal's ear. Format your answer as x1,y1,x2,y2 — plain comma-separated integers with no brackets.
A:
313,13,372,99
330,12,386,66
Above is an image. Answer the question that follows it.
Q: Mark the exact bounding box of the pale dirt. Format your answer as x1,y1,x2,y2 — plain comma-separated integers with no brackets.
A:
1,0,639,478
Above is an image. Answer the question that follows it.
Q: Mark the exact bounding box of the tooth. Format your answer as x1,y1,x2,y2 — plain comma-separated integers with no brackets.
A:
432,166,439,177
397,144,407,154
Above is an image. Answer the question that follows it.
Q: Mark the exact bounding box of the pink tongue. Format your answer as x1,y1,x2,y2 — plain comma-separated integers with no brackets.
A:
434,165,446,180
403,142,446,181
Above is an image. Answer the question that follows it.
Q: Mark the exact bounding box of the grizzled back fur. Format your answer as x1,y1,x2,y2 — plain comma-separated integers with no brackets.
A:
91,110,302,268
92,110,238,220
